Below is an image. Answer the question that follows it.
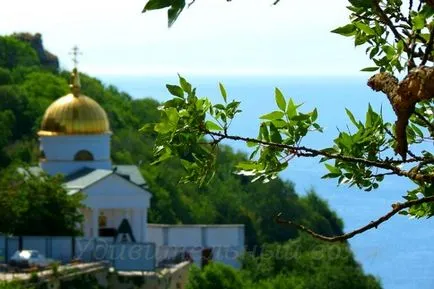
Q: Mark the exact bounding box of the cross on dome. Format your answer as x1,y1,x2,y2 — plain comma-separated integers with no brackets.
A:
69,45,82,68
68,46,82,96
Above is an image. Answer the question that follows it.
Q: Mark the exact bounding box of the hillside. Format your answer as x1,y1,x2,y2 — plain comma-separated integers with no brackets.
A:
0,33,381,288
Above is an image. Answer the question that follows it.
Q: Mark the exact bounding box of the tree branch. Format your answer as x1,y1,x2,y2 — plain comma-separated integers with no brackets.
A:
275,195,434,242
414,111,434,137
372,0,409,52
202,130,434,183
368,68,434,160
421,24,434,65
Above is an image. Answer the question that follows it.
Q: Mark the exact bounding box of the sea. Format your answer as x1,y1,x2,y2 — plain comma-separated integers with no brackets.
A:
99,74,434,289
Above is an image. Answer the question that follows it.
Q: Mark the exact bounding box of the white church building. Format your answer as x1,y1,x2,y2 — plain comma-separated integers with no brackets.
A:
26,67,245,268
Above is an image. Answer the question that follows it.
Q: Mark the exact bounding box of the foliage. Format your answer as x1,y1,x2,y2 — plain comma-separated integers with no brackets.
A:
0,36,39,69
331,0,434,73
187,237,381,289
0,281,31,289
142,0,187,27
0,165,84,236
0,33,378,284
59,274,103,289
141,0,434,235
187,263,244,289
0,34,344,247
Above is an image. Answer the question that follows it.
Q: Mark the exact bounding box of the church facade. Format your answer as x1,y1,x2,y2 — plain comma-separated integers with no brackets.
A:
30,67,244,267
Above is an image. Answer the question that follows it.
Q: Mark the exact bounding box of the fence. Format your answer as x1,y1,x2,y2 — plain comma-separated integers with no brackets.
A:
0,235,156,271
147,224,245,268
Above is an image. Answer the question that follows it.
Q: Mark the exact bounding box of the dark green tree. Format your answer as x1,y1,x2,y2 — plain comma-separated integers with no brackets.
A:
187,236,382,289
187,263,244,289
0,36,39,69
0,166,84,236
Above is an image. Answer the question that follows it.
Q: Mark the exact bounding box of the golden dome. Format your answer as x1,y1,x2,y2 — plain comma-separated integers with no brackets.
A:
38,69,111,136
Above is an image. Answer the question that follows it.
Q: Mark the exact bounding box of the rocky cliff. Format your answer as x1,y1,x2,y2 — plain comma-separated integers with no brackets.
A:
13,32,59,71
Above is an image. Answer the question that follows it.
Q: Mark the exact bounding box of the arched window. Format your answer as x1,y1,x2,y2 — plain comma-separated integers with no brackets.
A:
74,150,94,161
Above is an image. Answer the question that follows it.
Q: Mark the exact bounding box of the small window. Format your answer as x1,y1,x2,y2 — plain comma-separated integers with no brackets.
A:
74,150,94,161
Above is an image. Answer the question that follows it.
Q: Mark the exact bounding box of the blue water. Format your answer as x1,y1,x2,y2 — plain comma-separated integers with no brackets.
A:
98,74,434,289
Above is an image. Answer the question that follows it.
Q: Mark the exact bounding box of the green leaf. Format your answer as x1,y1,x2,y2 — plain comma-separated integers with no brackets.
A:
151,147,172,165
313,123,323,132
154,122,172,134
396,40,404,54
260,111,285,120
382,45,395,59
271,119,288,128
331,24,357,36
365,104,373,127
178,75,192,93
410,124,424,138
345,108,362,129
260,123,270,141
349,0,373,8
369,46,379,58
354,33,368,46
292,114,310,121
166,84,184,98
167,107,179,122
286,99,296,118
360,66,379,72
154,107,180,134
325,163,341,174
168,5,183,27
412,14,426,30
354,22,376,35
143,0,172,12
205,120,223,131
139,123,155,133
322,173,341,179
275,88,286,111
236,161,263,171
311,108,318,122
269,123,282,143
219,82,227,103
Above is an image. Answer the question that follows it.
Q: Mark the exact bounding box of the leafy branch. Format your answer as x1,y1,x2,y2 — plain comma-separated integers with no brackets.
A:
276,195,434,242
200,129,434,183
141,0,434,242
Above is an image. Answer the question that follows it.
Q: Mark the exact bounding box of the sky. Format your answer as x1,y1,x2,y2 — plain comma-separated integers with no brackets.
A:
0,0,374,76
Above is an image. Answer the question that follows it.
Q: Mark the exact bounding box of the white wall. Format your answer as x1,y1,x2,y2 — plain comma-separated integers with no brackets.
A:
39,134,111,175
147,224,245,268
168,227,202,247
206,227,243,247
40,134,111,161
83,174,151,209
147,226,164,247
80,175,151,242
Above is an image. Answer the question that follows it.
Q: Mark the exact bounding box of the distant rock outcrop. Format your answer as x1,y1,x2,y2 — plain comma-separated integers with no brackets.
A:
13,33,59,71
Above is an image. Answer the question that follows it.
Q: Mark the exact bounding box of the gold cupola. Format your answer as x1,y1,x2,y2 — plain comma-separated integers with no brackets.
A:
38,68,111,136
